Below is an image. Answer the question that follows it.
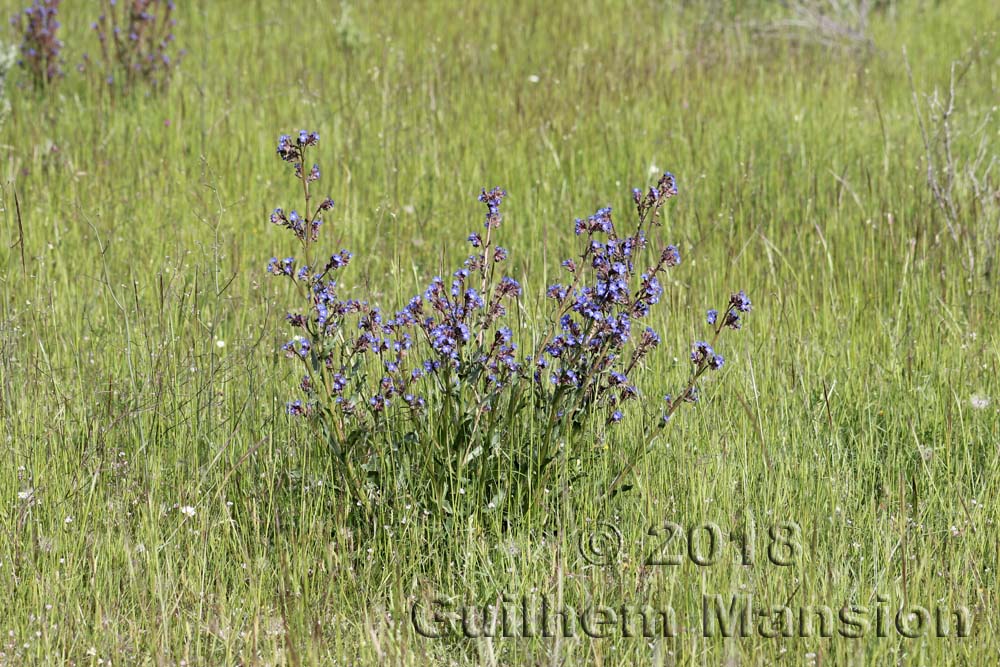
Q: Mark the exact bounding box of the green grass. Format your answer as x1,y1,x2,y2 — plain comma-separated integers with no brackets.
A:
1,0,998,664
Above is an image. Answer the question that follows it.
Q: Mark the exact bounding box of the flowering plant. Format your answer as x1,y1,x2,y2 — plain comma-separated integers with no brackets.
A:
85,0,182,92
9,0,62,88
265,131,750,521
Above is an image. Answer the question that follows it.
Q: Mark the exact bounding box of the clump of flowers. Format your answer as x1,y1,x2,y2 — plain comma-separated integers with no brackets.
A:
265,130,750,520
531,176,681,424
86,0,182,92
9,0,63,88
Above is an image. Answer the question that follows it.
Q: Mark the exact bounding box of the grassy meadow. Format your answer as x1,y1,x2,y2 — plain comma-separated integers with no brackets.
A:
1,0,999,664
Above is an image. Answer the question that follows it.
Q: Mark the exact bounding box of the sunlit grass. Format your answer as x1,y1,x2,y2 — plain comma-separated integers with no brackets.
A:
0,0,997,664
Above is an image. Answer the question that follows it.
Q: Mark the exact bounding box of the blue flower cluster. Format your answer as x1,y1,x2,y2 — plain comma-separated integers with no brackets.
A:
658,289,752,424
266,134,527,425
532,172,685,425
10,0,63,88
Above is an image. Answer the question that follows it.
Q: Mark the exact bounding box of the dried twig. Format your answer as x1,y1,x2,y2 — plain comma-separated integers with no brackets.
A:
903,45,996,254
752,0,875,52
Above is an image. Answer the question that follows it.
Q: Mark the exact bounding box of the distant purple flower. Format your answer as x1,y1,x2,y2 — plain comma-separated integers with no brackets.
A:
11,0,64,87
88,0,183,92
706,309,718,325
479,187,507,228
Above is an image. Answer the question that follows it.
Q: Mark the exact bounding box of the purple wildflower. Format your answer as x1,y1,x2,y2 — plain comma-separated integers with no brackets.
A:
479,187,507,228
691,341,714,365
88,0,183,92
11,0,63,87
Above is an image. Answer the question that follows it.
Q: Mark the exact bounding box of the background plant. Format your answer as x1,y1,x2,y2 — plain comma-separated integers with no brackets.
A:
8,0,61,88
751,0,877,52
904,45,998,256
86,0,181,92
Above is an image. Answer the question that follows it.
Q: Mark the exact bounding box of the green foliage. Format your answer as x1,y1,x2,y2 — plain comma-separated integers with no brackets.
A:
0,0,997,663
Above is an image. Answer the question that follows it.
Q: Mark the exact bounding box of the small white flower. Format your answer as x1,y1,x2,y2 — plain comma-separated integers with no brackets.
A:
970,394,990,410
527,74,540,83
648,163,661,176
64,516,73,524
215,339,226,349
179,505,196,518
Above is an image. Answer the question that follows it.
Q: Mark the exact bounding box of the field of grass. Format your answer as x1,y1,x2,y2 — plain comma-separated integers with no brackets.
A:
1,0,998,664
